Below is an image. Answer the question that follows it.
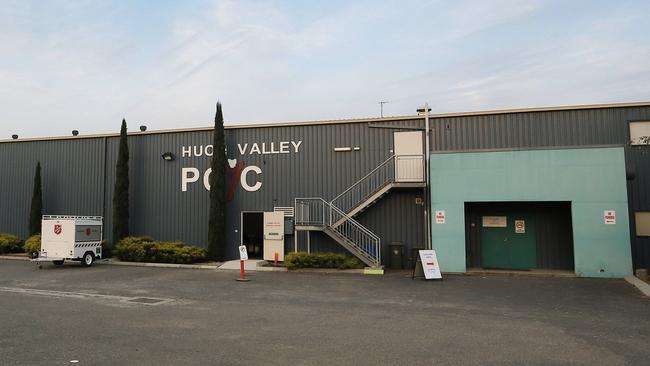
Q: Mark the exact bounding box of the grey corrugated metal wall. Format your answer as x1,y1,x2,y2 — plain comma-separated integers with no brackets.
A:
0,138,106,238
0,118,426,263
2,105,649,268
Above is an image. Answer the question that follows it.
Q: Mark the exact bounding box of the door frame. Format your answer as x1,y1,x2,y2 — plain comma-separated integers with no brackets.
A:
240,211,264,256
393,131,425,182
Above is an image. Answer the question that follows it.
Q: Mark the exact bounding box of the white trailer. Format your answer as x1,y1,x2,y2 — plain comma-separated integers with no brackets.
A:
33,215,103,267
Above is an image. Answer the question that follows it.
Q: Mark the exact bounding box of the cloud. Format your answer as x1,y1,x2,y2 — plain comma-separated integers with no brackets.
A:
0,0,649,138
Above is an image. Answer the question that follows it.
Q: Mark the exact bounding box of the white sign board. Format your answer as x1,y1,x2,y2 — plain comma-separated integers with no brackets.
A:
604,210,616,225
263,211,285,261
238,245,249,261
264,211,284,240
435,210,446,224
514,220,525,234
418,250,442,280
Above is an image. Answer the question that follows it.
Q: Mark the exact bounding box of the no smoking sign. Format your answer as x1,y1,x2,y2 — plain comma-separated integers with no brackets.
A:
514,220,525,234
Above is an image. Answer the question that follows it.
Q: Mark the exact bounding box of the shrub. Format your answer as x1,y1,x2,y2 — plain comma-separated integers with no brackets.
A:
23,234,41,256
115,236,207,264
284,252,364,270
0,233,22,254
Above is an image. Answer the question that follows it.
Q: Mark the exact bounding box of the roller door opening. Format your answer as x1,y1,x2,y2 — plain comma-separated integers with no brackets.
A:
465,202,575,271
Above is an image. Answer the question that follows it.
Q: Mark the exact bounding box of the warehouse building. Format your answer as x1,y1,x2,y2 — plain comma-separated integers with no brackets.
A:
1,102,649,277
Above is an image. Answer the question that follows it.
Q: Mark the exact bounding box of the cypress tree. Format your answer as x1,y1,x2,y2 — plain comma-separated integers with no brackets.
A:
112,119,130,245
28,162,43,236
208,102,227,260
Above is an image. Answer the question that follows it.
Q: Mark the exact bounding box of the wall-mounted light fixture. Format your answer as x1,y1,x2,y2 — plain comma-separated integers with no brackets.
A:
72,130,79,136
11,134,18,140
334,147,352,152
161,152,175,161
140,125,147,132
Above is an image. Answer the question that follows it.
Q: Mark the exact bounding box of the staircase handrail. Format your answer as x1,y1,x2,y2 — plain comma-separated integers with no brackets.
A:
295,197,330,226
295,197,381,266
330,154,395,213
329,204,380,242
329,204,381,266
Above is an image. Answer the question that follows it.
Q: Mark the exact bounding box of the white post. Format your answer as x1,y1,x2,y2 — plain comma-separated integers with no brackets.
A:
294,228,297,253
424,103,432,250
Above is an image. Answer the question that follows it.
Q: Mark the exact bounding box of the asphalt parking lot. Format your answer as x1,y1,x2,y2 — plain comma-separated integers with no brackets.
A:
0,259,648,365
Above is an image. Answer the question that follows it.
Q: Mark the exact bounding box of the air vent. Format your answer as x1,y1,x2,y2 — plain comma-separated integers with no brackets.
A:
274,207,294,217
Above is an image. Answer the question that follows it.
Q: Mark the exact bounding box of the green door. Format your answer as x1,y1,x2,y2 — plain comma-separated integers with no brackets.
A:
481,213,537,270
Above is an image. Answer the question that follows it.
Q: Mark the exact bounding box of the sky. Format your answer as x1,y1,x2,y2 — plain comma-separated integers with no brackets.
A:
1,0,649,138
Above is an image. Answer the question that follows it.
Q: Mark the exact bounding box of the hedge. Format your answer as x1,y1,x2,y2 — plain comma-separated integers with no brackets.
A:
0,233,22,254
284,252,364,270
23,234,41,256
115,236,207,264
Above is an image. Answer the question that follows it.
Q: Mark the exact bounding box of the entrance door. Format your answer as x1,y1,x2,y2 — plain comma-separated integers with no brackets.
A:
393,131,424,182
241,212,263,258
481,213,536,270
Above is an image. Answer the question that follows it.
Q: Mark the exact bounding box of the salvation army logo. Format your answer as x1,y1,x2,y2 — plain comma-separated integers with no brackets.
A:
54,224,62,235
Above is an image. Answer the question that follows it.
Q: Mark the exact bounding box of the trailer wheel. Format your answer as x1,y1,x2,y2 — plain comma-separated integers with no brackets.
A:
53,260,64,266
82,252,94,267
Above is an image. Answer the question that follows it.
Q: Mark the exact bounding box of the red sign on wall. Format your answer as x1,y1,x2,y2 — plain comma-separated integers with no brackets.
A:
604,210,616,225
514,220,525,234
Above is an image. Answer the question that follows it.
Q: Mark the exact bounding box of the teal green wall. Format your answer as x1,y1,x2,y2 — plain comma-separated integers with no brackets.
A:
430,147,632,278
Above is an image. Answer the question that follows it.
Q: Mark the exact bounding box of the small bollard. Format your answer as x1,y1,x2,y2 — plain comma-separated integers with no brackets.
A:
236,259,250,282
236,245,251,282
636,269,648,282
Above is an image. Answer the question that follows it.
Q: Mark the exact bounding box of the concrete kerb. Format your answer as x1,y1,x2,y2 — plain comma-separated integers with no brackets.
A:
104,259,222,270
464,268,576,278
625,275,650,298
1,256,371,275
0,255,29,261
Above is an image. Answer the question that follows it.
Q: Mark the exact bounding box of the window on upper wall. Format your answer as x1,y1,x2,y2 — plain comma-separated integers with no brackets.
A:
635,212,650,236
629,121,650,145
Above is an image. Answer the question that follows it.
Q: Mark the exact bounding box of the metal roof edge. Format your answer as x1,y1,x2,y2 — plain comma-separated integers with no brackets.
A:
430,144,626,155
2,101,649,144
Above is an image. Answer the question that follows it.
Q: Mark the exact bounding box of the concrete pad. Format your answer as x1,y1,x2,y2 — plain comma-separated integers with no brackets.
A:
364,267,384,275
625,275,650,298
219,259,264,271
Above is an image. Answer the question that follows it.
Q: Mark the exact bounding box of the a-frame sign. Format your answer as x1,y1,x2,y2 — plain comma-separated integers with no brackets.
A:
412,250,443,280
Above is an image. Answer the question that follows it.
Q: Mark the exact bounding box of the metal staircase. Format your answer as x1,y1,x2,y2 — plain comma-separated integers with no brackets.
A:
294,154,424,268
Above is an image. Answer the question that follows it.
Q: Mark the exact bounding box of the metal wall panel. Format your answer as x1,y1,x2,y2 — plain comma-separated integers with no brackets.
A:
2,105,650,268
1,118,424,263
0,138,106,239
